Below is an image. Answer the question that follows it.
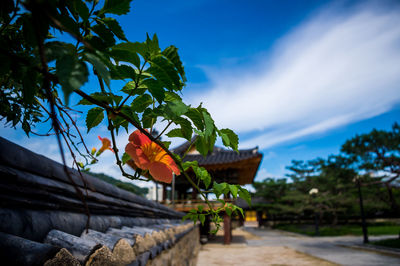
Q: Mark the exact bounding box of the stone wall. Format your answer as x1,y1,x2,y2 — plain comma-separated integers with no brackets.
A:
0,137,200,265
147,226,200,266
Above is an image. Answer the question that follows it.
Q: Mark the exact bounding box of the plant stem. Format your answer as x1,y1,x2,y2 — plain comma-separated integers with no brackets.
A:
74,89,216,212
107,116,148,181
34,12,91,231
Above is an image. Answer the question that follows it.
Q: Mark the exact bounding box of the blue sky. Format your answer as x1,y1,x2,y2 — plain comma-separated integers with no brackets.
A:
2,0,400,185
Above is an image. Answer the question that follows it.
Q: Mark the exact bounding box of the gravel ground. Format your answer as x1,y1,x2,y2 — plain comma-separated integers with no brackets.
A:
196,228,337,266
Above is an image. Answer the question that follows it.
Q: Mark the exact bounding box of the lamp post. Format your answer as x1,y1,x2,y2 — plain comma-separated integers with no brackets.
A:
309,188,319,236
354,176,369,243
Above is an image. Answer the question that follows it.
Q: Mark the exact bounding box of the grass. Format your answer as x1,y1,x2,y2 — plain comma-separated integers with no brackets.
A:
274,223,400,237
371,238,400,249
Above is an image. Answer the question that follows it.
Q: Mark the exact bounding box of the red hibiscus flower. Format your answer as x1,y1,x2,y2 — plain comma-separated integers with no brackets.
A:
125,130,180,183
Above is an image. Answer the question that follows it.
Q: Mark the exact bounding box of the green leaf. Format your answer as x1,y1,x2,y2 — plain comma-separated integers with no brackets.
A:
84,53,110,87
110,64,136,80
110,49,140,69
92,22,115,47
193,166,211,189
112,115,129,134
79,92,113,105
203,172,211,189
166,128,184,138
121,81,146,96
219,128,239,151
195,136,209,157
162,141,171,149
239,187,251,206
164,100,189,119
236,206,245,218
141,108,156,128
22,120,30,136
185,108,204,131
100,0,132,15
120,105,140,124
174,117,192,141
225,204,232,217
164,91,182,102
77,98,93,105
202,110,214,138
45,41,75,62
191,214,198,224
56,55,88,103
56,12,79,36
122,152,130,164
86,107,104,132
199,214,205,225
220,131,230,147
145,33,160,55
197,205,204,213
142,79,164,103
182,213,190,222
74,0,89,21
148,54,181,91
131,94,153,113
112,95,123,105
208,130,217,153
112,42,147,61
22,69,37,104
162,45,186,82
102,17,127,40
229,184,238,199
182,161,198,171
84,35,108,51
213,181,224,199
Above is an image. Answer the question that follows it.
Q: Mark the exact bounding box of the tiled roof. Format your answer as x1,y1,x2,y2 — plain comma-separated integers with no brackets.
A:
181,147,262,166
0,137,197,265
172,138,263,185
172,138,262,166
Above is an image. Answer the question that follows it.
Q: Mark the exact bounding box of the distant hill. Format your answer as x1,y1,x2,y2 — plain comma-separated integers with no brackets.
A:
88,172,148,197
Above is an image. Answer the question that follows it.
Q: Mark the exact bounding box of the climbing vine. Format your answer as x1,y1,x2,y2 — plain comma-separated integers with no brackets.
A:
0,0,251,232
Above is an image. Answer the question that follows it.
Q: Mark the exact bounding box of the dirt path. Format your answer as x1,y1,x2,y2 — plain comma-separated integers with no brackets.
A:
196,228,337,266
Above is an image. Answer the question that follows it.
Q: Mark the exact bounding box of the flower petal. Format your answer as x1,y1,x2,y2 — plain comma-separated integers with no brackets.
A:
161,154,181,175
128,130,151,147
125,142,150,169
168,160,181,176
148,162,173,183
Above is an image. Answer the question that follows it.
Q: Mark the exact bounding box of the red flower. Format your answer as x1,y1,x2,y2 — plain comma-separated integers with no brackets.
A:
125,130,180,183
97,136,113,154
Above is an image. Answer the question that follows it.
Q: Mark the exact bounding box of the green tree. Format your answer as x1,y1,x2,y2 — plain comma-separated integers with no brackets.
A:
88,172,149,197
341,123,400,212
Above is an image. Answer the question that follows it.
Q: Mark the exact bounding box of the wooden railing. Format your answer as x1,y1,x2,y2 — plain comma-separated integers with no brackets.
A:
160,199,234,212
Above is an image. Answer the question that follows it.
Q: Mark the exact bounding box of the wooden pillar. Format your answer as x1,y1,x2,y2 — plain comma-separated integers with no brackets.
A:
177,190,182,201
223,212,231,244
162,184,167,203
191,188,198,200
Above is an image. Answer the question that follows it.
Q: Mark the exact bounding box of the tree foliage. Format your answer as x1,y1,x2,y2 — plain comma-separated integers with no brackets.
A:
89,172,148,197
253,124,400,224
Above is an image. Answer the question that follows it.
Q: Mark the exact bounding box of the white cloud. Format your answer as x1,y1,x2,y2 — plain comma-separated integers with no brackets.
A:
186,3,400,149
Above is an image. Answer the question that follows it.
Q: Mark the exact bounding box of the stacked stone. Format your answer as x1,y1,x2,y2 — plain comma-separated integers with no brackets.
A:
0,220,198,265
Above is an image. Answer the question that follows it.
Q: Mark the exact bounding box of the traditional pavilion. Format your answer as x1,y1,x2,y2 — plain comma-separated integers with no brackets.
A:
168,137,263,244
127,136,263,244
170,138,262,196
